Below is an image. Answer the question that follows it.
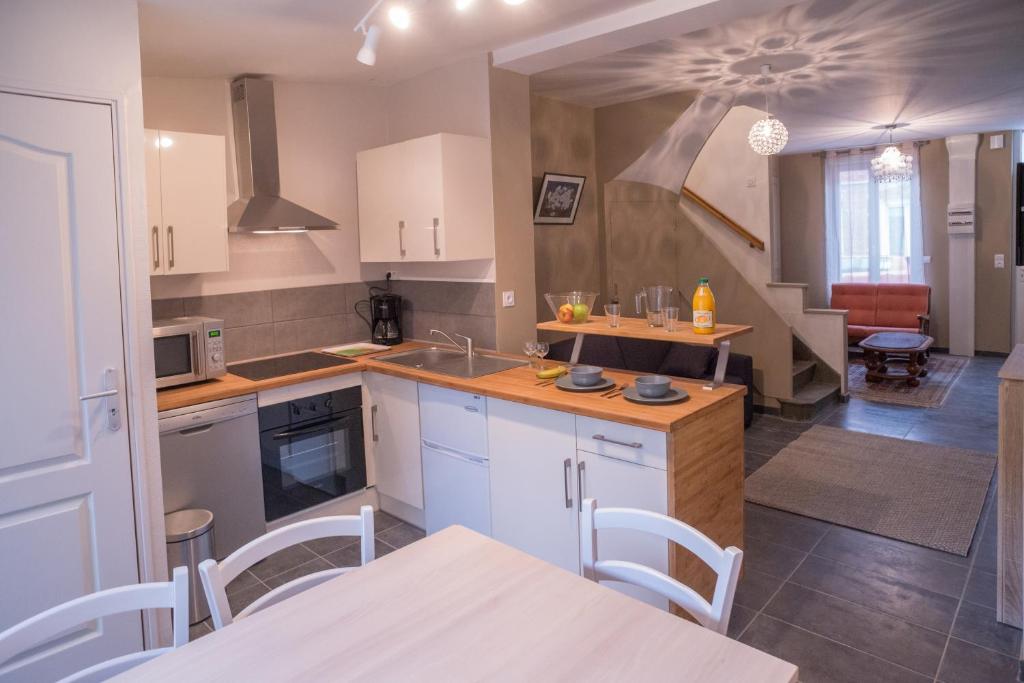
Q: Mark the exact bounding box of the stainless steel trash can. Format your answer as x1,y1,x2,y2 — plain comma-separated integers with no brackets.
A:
165,509,215,624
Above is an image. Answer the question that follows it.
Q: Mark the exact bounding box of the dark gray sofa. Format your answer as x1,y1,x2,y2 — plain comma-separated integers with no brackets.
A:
547,335,754,427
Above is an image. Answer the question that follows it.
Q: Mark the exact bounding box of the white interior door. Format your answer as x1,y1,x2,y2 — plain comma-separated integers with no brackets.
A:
0,91,141,681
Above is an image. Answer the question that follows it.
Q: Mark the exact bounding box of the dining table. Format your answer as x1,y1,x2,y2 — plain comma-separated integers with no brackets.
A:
116,525,798,682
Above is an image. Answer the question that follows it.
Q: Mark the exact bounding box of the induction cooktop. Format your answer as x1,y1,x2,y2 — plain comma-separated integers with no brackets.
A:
228,351,356,381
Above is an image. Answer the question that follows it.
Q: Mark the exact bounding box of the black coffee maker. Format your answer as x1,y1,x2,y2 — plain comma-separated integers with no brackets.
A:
355,276,403,346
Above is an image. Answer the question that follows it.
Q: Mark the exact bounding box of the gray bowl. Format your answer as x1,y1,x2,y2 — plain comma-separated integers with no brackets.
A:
635,375,671,398
570,365,604,387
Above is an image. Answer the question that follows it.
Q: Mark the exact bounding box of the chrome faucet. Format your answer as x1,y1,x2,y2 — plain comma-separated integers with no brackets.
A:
430,329,474,358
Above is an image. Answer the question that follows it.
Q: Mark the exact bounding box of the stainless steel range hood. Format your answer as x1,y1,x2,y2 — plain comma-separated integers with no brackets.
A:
228,77,337,233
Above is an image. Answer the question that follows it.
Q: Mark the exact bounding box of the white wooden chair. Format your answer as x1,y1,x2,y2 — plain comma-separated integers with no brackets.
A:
580,498,743,635
199,506,375,630
0,567,188,682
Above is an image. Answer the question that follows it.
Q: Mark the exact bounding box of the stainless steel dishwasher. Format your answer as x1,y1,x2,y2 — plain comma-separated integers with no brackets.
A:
159,394,265,559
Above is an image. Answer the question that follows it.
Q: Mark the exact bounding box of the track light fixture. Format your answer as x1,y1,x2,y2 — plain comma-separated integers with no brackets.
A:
355,0,527,64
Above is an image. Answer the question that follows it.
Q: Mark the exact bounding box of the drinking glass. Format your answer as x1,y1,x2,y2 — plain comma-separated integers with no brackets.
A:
523,341,539,369
604,304,621,328
664,306,680,332
535,341,550,369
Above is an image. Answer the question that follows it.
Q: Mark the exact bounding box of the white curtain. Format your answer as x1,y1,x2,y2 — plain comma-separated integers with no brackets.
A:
825,146,924,293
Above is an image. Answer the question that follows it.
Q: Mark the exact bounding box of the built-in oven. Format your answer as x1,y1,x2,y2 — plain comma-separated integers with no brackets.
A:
153,316,226,389
258,386,367,522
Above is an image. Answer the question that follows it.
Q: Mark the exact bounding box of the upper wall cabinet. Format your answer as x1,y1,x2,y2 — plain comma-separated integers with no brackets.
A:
357,133,495,263
146,129,229,275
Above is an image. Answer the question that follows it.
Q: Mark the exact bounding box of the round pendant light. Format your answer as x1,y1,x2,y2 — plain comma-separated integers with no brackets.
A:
748,64,789,156
871,125,913,183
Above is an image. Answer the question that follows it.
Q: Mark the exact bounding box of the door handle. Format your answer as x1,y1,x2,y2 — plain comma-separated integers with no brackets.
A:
79,368,121,432
563,458,572,509
371,404,379,442
432,217,440,257
577,461,586,512
398,220,406,258
167,225,175,269
152,225,160,269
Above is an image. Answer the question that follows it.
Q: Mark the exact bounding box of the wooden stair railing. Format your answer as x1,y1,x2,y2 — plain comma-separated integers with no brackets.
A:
681,185,765,251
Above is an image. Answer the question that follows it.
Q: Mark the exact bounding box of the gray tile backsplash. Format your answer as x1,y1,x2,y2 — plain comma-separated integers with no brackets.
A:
152,280,496,363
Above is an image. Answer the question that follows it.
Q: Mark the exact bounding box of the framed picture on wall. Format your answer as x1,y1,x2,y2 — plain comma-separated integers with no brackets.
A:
534,172,586,225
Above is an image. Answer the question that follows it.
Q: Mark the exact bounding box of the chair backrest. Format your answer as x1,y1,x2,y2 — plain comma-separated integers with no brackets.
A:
199,506,374,629
875,283,930,329
0,567,188,682
580,498,742,635
830,283,878,326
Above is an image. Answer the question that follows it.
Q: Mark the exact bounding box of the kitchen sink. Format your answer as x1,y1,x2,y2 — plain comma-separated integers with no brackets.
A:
377,346,527,379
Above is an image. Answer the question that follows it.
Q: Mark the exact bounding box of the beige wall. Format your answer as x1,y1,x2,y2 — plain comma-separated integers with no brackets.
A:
976,133,1014,353
778,132,1014,353
530,95,600,321
490,66,538,352
386,55,491,143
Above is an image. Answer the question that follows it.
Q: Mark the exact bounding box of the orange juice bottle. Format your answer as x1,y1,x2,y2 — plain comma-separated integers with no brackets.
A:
692,278,716,334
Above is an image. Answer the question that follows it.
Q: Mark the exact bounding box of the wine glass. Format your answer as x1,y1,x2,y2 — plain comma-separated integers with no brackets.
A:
534,341,550,369
523,340,539,369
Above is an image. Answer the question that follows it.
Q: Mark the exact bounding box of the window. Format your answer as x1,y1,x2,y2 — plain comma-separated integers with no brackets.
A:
824,147,924,289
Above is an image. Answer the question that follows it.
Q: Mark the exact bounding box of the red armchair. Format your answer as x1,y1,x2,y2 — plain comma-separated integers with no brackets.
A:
830,283,931,343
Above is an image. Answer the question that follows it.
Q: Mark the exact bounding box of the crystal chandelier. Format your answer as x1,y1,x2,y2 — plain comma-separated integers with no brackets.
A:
748,64,788,156
871,125,913,183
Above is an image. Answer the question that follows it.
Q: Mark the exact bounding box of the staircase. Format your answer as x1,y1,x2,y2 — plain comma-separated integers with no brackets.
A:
778,339,842,421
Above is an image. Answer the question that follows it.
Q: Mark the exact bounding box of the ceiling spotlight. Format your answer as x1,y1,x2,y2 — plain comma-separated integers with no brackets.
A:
388,5,412,29
356,24,381,66
454,0,475,9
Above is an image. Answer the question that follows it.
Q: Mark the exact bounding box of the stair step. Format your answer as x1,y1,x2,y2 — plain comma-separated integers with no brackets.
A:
792,359,816,392
777,381,840,422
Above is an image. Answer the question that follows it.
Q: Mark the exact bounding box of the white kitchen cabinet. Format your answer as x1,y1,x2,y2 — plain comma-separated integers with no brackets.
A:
364,373,423,523
146,128,228,275
356,133,495,263
577,448,669,610
487,398,580,574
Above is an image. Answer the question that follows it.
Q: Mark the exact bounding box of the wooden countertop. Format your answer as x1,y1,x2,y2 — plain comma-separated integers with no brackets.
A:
537,315,753,346
155,343,423,412
999,344,1024,381
157,342,745,432
116,526,797,683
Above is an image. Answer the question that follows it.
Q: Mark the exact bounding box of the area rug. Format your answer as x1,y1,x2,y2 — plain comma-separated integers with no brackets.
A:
744,425,994,555
847,353,968,408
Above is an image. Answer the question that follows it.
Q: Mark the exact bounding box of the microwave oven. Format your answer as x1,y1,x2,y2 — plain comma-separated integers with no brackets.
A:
153,317,226,389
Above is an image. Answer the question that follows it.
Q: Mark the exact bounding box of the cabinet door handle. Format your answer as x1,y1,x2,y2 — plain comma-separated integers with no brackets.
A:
398,220,406,258
370,404,379,442
563,458,572,509
464,405,479,413
167,225,175,269
593,434,642,449
152,225,160,269
577,461,586,512
432,217,440,257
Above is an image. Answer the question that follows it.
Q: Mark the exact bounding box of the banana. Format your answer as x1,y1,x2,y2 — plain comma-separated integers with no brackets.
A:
536,365,567,379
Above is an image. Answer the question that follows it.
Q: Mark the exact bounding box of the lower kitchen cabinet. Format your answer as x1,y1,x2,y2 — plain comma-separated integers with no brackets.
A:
487,398,581,574
363,373,423,523
577,448,668,610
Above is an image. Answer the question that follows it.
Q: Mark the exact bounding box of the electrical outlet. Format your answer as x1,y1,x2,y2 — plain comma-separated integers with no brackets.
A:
746,177,756,188
995,254,1005,269
923,255,932,264
502,290,515,308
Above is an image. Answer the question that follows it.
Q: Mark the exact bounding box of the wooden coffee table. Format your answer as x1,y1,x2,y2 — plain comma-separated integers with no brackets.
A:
858,332,934,387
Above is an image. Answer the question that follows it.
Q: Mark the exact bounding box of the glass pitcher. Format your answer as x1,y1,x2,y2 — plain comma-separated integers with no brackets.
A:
635,285,675,327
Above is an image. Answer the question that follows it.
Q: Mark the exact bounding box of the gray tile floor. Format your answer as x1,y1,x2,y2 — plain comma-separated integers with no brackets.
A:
188,511,424,641
737,355,1017,682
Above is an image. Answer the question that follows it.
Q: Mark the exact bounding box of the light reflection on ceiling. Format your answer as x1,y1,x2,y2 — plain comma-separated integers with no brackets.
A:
531,0,1024,153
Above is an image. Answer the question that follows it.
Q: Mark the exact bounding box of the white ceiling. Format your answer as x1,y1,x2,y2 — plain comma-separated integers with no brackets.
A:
138,0,650,85
530,0,1024,153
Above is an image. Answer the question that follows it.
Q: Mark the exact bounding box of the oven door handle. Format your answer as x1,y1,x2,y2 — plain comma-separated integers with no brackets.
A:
271,414,354,440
